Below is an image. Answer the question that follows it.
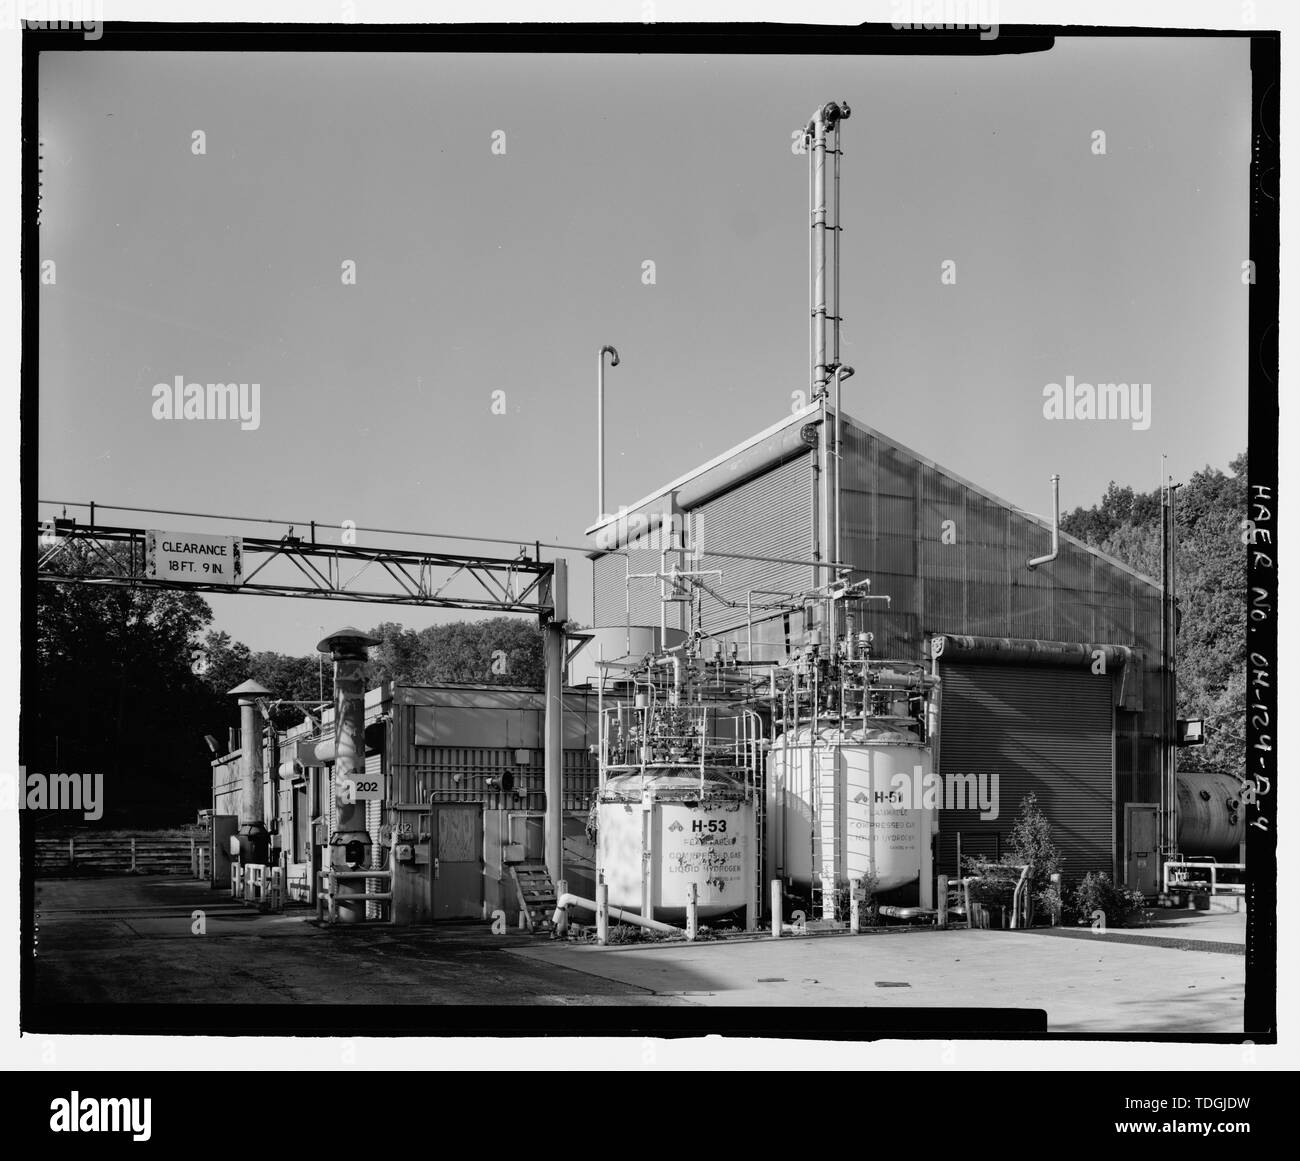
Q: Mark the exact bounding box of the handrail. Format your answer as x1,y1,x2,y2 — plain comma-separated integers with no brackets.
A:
1163,860,1247,896
316,868,393,924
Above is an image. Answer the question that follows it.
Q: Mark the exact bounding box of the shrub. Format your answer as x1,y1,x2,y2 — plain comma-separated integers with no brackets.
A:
1035,881,1066,925
1071,871,1146,927
1005,794,1064,891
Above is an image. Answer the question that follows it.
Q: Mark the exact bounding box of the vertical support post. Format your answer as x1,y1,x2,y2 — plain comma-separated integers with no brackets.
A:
920,811,935,909
543,560,567,889
640,790,654,924
68,836,74,867
1168,481,1179,876
850,880,861,934
130,837,137,873
596,876,609,946
1159,468,1168,867
686,882,698,941
963,877,973,930
937,874,949,929
556,879,569,937
771,880,783,938
1050,872,1061,926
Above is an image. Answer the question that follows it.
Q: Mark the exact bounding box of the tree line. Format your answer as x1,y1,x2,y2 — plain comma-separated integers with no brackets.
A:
1060,451,1247,777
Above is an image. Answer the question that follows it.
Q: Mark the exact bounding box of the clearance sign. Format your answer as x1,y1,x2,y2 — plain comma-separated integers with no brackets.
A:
145,530,243,585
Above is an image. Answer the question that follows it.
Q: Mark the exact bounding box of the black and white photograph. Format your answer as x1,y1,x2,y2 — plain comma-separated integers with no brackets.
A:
6,0,1290,1106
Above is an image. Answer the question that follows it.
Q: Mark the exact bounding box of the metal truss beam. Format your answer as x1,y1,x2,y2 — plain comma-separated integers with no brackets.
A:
36,521,556,617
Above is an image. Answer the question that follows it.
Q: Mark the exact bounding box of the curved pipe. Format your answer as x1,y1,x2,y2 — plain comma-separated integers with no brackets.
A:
552,892,681,936
1010,864,1030,929
877,905,935,920
597,345,621,522
1026,474,1061,570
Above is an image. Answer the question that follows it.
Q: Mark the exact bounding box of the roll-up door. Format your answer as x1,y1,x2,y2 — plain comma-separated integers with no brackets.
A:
936,663,1114,878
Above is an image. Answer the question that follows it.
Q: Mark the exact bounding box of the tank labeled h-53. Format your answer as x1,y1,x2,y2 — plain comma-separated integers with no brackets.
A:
595,672,761,923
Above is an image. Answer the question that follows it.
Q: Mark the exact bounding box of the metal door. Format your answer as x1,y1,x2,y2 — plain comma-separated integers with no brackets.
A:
210,814,237,886
432,804,482,919
1125,804,1158,896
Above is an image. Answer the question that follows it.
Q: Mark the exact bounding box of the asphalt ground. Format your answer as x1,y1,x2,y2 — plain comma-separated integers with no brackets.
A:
30,875,689,1008
28,875,1246,1034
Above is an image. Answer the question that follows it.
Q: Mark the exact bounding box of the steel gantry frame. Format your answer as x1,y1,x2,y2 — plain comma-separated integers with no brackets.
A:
36,520,556,615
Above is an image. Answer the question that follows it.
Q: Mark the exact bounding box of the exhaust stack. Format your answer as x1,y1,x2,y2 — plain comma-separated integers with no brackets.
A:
227,679,272,864
318,626,380,924
807,100,851,399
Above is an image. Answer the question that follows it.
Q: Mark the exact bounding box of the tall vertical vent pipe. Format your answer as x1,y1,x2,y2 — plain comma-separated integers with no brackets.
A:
805,100,850,649
597,345,620,522
807,101,850,401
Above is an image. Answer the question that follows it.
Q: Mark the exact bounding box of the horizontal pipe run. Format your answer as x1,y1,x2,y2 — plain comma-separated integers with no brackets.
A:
552,892,681,936
876,905,936,920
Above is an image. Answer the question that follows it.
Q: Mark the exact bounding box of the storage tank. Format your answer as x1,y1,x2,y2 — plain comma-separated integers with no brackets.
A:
1176,770,1245,860
768,722,935,898
597,768,755,920
594,689,761,924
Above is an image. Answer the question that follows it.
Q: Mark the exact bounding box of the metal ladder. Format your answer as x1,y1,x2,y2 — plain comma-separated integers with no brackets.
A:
812,747,839,922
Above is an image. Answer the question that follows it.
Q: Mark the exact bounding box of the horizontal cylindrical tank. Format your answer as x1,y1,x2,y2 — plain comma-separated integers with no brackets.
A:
768,724,933,896
597,769,754,920
1176,770,1245,859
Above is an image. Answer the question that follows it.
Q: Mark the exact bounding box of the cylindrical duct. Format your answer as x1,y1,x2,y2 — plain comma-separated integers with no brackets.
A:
239,698,264,825
227,679,272,865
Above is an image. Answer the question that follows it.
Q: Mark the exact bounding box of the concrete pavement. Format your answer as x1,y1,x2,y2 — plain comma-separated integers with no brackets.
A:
507,922,1245,1032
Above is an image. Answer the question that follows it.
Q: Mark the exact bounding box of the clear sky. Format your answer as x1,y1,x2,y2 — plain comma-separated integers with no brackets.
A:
37,37,1251,654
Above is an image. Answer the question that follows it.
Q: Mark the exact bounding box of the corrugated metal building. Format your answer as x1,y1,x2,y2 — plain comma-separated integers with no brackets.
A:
585,402,1165,889
269,683,600,923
